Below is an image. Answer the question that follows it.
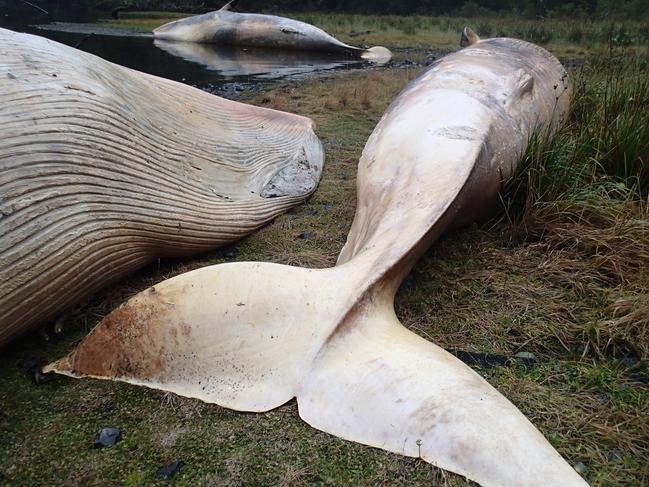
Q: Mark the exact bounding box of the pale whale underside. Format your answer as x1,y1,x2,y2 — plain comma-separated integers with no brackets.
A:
47,31,585,486
153,2,392,63
0,28,324,347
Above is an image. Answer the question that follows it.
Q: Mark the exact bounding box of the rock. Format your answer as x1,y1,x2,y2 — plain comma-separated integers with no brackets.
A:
514,351,537,364
225,248,237,259
608,450,623,463
626,371,649,385
573,461,588,475
32,368,50,385
155,460,184,480
18,356,49,385
93,428,122,448
448,349,509,368
297,230,313,240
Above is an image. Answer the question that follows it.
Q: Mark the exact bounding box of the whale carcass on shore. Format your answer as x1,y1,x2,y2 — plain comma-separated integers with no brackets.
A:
0,28,324,347
153,0,392,63
46,29,583,486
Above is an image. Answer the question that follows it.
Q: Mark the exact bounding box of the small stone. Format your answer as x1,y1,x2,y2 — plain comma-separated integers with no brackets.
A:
514,351,536,361
225,249,236,259
93,428,122,448
573,462,588,475
324,204,333,211
595,392,609,404
608,450,623,463
297,230,313,240
155,460,184,480
32,368,49,385
18,356,49,385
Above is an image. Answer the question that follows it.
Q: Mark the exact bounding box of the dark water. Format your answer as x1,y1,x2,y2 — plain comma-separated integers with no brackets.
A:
0,3,367,88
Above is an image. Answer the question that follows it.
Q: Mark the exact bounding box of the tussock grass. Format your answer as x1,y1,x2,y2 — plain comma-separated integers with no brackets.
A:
496,47,649,361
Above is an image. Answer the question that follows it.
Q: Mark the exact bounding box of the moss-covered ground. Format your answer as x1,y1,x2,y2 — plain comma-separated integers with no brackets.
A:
1,17,648,487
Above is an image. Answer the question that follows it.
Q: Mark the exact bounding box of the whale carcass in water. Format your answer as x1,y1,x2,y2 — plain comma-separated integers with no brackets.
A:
0,28,324,347
152,0,392,63
46,29,584,486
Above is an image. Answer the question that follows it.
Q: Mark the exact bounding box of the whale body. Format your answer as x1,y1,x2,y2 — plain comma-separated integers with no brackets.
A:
153,3,391,63
47,30,584,486
0,28,323,347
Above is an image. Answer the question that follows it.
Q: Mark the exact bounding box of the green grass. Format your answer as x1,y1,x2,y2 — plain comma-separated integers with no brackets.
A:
1,18,648,487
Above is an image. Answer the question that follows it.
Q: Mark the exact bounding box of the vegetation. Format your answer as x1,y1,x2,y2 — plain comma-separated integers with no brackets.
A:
1,13,648,487
26,0,649,17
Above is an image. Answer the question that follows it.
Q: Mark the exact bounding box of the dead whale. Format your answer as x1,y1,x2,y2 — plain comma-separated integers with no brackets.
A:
0,28,323,347
153,1,392,63
46,29,583,486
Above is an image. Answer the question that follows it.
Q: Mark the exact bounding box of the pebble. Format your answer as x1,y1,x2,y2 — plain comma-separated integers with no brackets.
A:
93,428,122,448
573,461,588,475
155,460,184,480
297,230,313,240
514,351,536,361
18,356,49,385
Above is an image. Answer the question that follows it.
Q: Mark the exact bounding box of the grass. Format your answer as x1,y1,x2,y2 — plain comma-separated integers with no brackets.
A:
1,18,649,487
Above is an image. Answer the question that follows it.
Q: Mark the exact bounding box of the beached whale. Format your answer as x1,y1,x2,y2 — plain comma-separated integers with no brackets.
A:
0,28,323,347
46,29,582,486
153,1,392,63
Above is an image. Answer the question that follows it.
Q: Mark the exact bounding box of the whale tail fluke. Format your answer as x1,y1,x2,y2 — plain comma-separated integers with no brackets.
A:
44,262,340,412
46,260,587,486
299,303,589,487
361,46,392,63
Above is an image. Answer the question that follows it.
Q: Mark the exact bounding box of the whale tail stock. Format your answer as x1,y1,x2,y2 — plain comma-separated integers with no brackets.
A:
46,260,587,486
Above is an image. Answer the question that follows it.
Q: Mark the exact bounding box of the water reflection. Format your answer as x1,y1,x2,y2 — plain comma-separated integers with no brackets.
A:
154,41,363,79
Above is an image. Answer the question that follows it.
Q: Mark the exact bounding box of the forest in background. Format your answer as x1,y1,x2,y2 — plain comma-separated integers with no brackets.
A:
3,0,649,18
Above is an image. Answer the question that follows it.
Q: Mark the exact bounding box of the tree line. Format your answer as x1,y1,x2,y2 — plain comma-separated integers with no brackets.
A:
5,0,649,18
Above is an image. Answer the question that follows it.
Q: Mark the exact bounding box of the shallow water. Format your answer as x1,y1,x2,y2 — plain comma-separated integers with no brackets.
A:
1,6,369,89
